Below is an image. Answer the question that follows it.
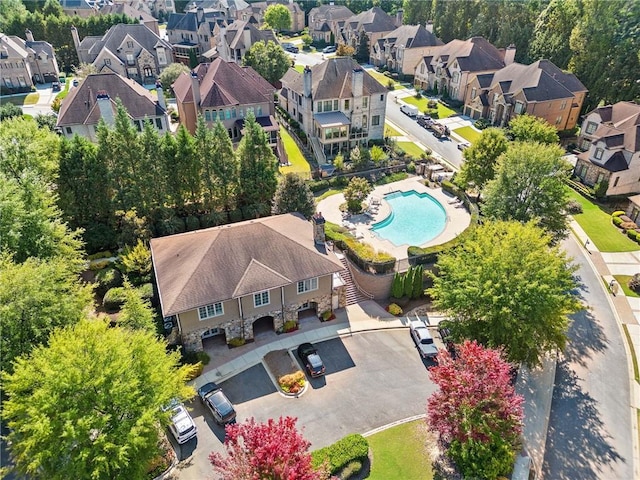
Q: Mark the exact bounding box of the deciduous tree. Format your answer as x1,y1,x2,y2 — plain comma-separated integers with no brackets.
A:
483,142,570,240
428,221,580,367
427,340,524,479
529,0,579,69
272,173,315,219
243,40,291,85
263,4,291,32
455,127,508,192
2,319,195,480
508,114,559,145
210,416,327,480
343,176,372,213
158,62,190,94
118,279,156,332
336,43,355,57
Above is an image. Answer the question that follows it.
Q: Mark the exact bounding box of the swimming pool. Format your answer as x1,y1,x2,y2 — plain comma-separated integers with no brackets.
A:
371,190,446,246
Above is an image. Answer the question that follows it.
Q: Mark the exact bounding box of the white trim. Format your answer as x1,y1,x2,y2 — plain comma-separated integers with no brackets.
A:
253,290,270,307
297,277,319,294
198,302,224,320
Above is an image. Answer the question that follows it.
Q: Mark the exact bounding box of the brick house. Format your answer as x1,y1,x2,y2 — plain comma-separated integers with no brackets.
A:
308,4,353,43
371,23,442,76
339,7,401,64
151,213,346,352
214,20,277,64
0,32,60,93
237,0,305,33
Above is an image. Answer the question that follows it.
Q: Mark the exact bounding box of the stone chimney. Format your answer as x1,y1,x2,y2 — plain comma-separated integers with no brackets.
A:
504,44,516,65
312,212,326,245
155,80,166,111
425,21,434,33
352,66,363,99
190,70,201,107
243,25,252,51
25,29,34,42
71,26,80,50
303,65,312,98
96,91,115,126
197,6,204,24
395,8,404,27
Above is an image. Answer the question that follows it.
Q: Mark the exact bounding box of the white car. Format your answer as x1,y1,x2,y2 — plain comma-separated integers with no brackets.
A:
167,403,197,444
457,141,471,151
408,316,439,359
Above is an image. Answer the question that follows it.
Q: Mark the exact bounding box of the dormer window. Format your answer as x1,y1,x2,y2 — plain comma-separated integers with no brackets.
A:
585,121,597,135
594,148,604,160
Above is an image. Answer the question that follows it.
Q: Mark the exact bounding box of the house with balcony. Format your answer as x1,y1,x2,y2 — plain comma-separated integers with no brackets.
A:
172,57,279,150
463,59,587,130
166,7,227,64
150,212,346,351
237,0,305,33
573,101,640,197
73,24,173,85
279,57,388,162
56,72,170,141
371,23,442,76
0,31,60,92
339,7,401,63
215,20,276,64
308,4,353,43
414,36,512,102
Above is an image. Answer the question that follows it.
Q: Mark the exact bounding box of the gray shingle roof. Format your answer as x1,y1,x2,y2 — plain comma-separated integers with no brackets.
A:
345,6,397,33
588,102,640,153
80,24,171,63
435,37,504,73
150,213,345,316
99,4,156,24
309,4,354,22
56,72,165,127
380,25,443,49
224,20,275,50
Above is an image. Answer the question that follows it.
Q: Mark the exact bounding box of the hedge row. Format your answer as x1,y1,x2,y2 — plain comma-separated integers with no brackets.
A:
325,222,396,274
311,434,369,475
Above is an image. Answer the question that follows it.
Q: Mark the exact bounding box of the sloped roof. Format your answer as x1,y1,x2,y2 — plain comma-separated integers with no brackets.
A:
223,20,275,50
433,37,504,73
309,4,354,22
99,4,156,24
185,0,249,11
281,57,386,100
150,213,345,316
588,102,640,153
380,24,443,49
80,24,171,63
172,57,274,107
56,72,165,127
0,34,29,59
345,6,397,33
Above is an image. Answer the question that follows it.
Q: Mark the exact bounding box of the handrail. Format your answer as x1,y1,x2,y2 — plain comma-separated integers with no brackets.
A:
342,254,375,300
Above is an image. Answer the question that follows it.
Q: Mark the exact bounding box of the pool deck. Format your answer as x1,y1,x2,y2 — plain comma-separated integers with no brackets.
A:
316,177,471,259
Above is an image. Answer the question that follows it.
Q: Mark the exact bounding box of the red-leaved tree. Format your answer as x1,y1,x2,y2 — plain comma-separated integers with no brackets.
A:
209,416,328,480
427,340,524,479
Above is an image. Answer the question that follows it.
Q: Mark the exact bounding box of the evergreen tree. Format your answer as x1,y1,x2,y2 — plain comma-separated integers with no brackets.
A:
140,120,167,210
272,173,315,219
403,267,414,298
391,272,404,298
411,265,424,299
161,131,181,206
194,115,217,210
174,124,201,205
356,30,370,63
210,120,239,212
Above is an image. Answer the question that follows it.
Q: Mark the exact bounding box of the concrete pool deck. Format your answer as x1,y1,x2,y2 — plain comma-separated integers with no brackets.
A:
316,176,472,259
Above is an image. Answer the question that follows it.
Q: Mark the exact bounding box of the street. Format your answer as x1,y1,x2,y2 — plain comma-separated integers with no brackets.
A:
542,236,634,479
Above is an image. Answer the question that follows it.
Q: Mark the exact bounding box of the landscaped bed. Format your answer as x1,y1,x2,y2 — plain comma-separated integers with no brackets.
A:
614,275,640,298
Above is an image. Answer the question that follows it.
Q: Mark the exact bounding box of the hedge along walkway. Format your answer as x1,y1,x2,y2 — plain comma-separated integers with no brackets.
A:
279,126,311,178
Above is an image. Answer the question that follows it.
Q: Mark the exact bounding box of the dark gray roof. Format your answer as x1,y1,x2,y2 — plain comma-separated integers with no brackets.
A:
56,72,166,127
475,73,494,88
223,21,275,50
99,4,156,24
80,24,171,63
380,25,443,49
600,151,628,172
309,4,354,22
25,40,55,58
345,7,397,33
434,37,504,73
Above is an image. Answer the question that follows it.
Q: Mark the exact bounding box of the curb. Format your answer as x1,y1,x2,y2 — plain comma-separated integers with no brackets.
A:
362,414,426,437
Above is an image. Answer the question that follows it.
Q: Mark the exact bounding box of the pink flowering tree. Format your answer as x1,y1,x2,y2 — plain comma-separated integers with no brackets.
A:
427,340,524,479
209,416,328,480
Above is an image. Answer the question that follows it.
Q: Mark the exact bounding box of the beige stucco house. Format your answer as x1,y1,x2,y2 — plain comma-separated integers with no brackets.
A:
151,213,346,351
308,4,353,43
371,23,442,76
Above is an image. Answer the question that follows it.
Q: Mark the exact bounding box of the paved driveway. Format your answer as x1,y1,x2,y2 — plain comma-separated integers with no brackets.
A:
172,330,437,480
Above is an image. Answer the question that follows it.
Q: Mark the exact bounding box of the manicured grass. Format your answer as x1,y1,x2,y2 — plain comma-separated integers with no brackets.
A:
402,96,456,119
315,188,343,201
23,92,39,105
614,275,640,298
384,122,402,137
279,126,311,177
567,189,639,252
367,420,433,480
398,141,427,158
55,80,71,101
366,69,402,90
293,64,305,73
622,324,639,382
453,125,481,143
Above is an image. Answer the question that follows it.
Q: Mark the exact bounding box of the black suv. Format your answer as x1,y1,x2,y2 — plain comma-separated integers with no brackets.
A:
297,343,325,377
197,382,237,425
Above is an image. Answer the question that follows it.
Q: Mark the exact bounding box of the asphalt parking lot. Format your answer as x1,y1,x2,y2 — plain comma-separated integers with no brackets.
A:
171,329,438,480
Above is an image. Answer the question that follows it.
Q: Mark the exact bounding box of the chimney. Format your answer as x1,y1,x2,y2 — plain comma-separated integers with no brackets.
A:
395,8,404,27
504,44,516,65
190,70,201,107
71,26,80,50
312,212,326,245
197,6,204,23
155,80,166,111
425,21,433,33
243,25,252,51
352,66,363,99
96,91,115,126
303,65,312,98
25,29,34,42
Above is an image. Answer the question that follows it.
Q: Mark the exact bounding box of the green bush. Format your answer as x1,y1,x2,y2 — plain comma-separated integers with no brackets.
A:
329,175,349,188
629,274,640,293
185,215,201,231
566,199,583,214
407,161,416,173
427,99,437,109
308,179,331,192
612,216,623,227
103,287,127,312
137,283,153,301
474,118,489,130
311,434,369,475
391,272,404,298
89,259,112,271
340,460,363,479
95,266,124,298
612,211,626,217
283,320,298,332
387,303,403,316
627,229,638,240
182,349,211,366
228,337,245,347
87,251,114,261
594,181,608,198
228,209,243,222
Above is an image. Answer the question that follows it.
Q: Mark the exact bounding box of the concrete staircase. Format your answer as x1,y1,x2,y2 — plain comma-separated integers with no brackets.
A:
338,256,370,305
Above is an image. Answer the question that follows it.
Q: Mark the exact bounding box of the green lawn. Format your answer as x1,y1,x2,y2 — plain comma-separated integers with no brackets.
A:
24,92,39,105
293,64,305,73
614,275,640,298
453,125,481,143
279,126,311,177
398,141,426,158
367,420,433,480
55,80,71,101
366,69,402,90
402,96,456,119
384,122,402,137
567,189,639,252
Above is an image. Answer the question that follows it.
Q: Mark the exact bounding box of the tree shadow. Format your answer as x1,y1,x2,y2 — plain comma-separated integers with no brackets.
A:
542,361,625,479
562,307,608,368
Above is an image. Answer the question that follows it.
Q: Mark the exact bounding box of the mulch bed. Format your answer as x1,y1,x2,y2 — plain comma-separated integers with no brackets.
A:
263,349,300,380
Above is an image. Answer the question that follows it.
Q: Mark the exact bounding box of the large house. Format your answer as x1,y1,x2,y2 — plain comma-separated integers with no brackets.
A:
308,4,353,43
371,23,442,76
279,57,388,162
0,32,60,93
172,57,278,149
237,0,305,33
414,36,512,102
215,20,276,63
573,101,640,197
73,23,173,85
339,7,401,63
166,7,227,64
99,3,160,35
150,213,346,351
184,0,248,18
464,59,587,130
56,72,170,141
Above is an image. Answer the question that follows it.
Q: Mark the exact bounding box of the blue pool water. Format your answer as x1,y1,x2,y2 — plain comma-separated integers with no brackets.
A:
371,190,446,246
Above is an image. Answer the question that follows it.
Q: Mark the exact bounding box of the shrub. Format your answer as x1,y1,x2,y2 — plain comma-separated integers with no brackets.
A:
387,303,403,316
339,460,363,479
87,251,114,261
103,287,127,312
137,283,153,301
621,221,638,230
228,337,245,347
629,274,640,294
182,349,210,366
407,161,416,173
311,434,369,475
308,179,331,192
566,199,583,214
612,211,626,217
228,209,243,222
89,259,112,271
391,272,404,298
278,371,305,393
594,181,608,198
95,266,124,297
627,230,638,240
185,215,200,231
329,175,349,188
321,310,333,321
387,79,395,90
612,216,623,227
474,118,489,130
427,99,437,109
414,91,422,99
283,320,298,332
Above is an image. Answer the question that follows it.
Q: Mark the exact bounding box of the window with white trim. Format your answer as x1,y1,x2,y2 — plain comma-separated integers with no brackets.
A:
297,277,318,294
585,121,597,134
198,302,223,320
254,290,270,307
594,148,604,160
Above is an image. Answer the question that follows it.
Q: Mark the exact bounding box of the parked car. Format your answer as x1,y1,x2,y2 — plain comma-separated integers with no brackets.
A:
51,81,61,92
72,79,79,87
322,45,337,54
457,141,471,151
408,316,438,359
281,43,299,53
297,342,326,377
417,115,433,129
165,401,197,444
197,382,237,425
400,104,419,117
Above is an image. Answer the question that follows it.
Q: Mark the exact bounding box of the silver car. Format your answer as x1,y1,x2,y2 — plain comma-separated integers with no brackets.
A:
167,403,197,444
